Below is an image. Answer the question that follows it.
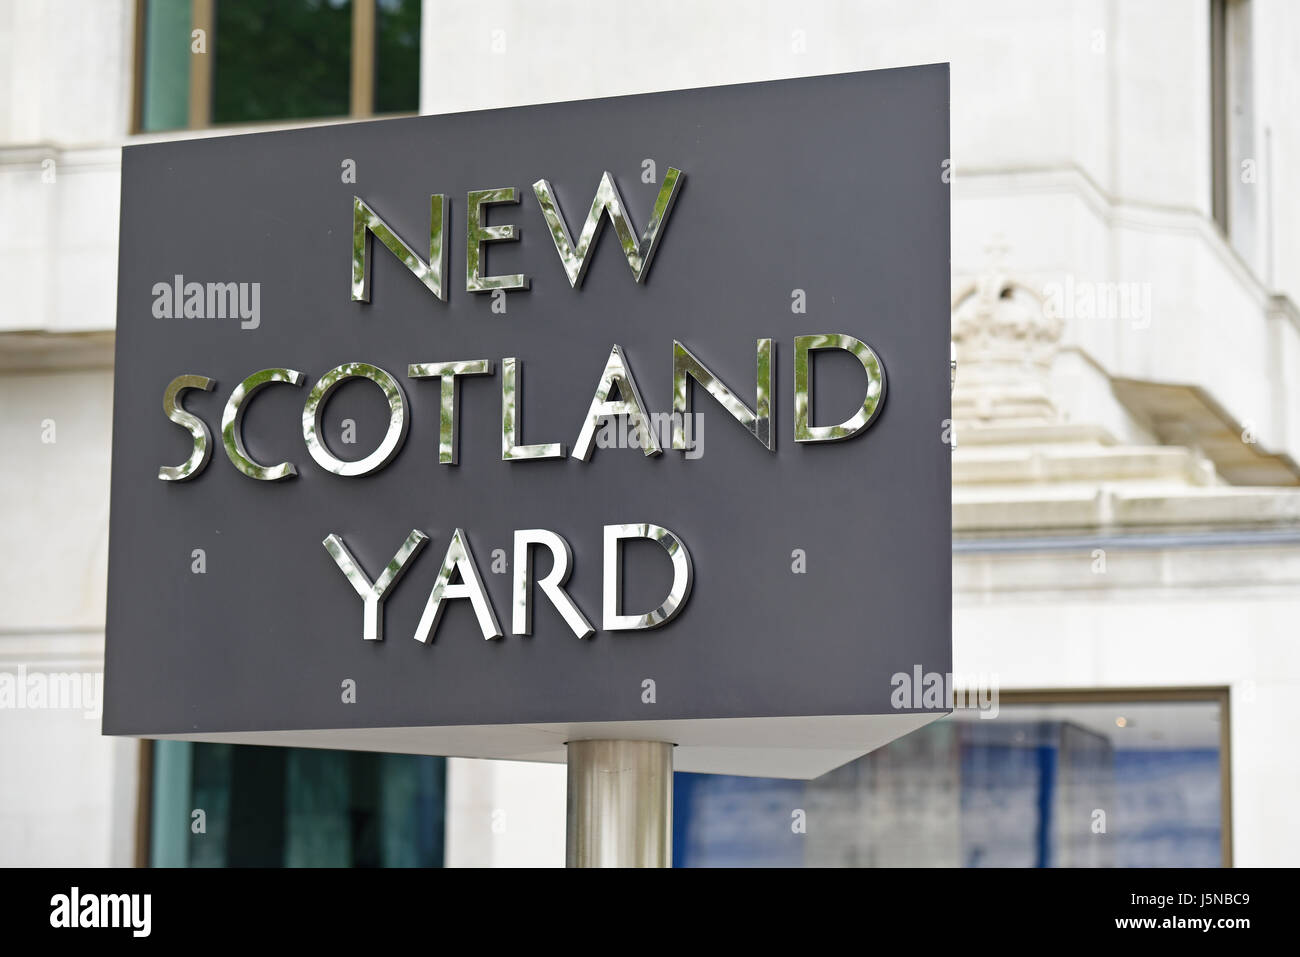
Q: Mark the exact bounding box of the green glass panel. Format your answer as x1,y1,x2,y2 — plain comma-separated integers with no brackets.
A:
149,740,192,866
211,0,353,125
375,0,421,114
188,743,233,866
285,748,352,866
380,752,444,866
149,741,445,867
140,0,192,132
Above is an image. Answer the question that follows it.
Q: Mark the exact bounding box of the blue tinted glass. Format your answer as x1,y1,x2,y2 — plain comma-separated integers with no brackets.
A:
673,700,1222,867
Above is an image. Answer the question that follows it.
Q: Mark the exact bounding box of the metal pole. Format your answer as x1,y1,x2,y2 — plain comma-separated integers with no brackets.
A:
566,739,673,867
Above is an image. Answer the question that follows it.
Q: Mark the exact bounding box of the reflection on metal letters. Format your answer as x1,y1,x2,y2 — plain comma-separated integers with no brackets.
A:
573,344,662,460
158,374,216,481
465,188,528,293
793,334,887,442
602,523,693,631
322,529,429,641
351,195,447,302
303,362,410,476
501,357,565,461
512,529,594,639
414,528,502,642
532,168,683,288
671,339,773,451
221,368,304,481
408,359,494,465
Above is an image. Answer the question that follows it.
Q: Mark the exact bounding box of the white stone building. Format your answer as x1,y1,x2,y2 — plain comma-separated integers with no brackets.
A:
1,0,1297,866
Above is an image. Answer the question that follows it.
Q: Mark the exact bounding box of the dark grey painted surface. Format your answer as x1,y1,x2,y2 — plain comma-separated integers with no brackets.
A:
104,65,951,737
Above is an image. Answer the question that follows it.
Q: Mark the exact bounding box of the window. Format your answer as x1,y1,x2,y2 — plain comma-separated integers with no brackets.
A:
672,690,1230,867
134,0,422,132
1210,0,1258,270
148,741,446,866
1211,0,1228,232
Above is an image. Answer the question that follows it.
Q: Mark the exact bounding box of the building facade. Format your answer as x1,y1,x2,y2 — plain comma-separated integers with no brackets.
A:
2,0,1298,866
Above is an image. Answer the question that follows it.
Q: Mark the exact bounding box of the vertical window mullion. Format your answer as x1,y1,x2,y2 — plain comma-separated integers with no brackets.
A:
189,0,214,128
131,0,147,133
351,0,377,118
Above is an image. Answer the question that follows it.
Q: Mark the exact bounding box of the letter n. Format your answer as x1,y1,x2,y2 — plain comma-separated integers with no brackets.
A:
352,195,447,302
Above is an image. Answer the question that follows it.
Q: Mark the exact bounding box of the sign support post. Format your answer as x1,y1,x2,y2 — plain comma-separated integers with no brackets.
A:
565,740,673,867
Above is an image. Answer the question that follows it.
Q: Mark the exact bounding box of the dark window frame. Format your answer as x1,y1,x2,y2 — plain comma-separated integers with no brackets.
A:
132,0,416,133
990,687,1233,867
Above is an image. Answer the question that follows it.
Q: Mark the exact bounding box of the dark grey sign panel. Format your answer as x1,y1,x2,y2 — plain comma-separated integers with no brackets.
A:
104,66,951,777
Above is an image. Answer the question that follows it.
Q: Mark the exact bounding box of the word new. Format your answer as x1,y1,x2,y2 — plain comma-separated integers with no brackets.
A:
352,167,683,300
